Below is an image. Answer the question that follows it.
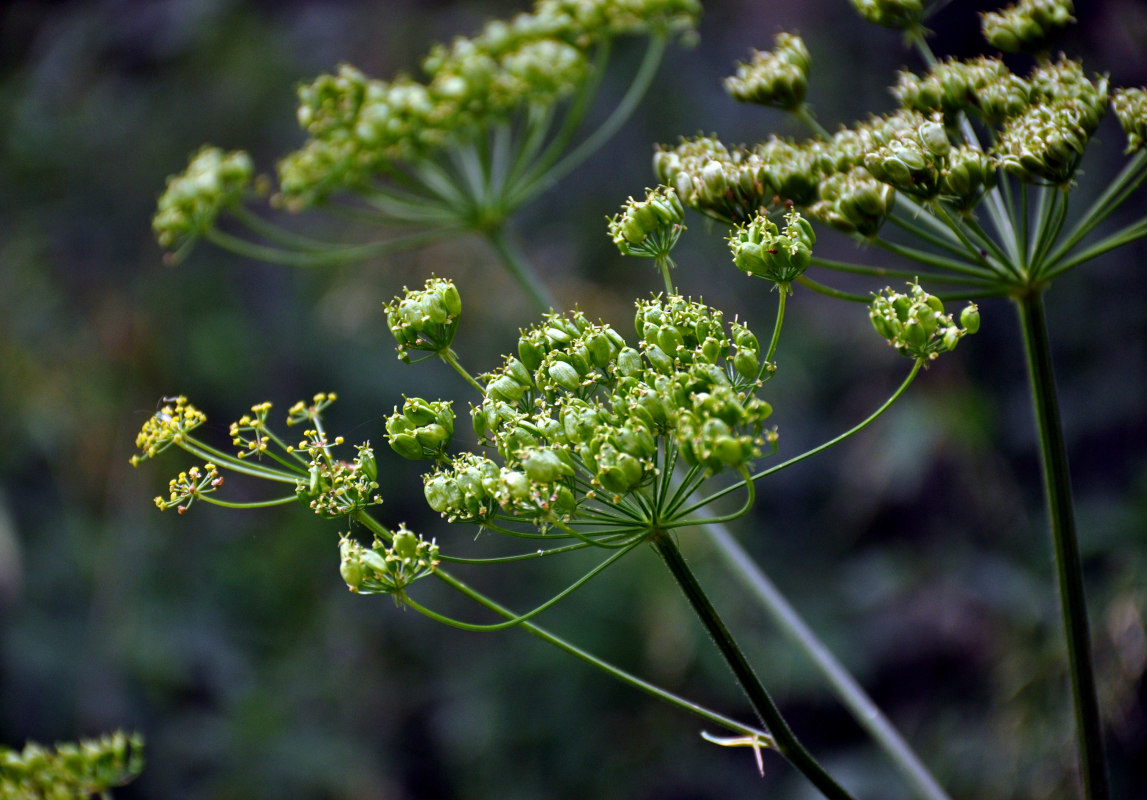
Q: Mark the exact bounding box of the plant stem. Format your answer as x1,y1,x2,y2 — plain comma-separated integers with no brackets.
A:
700,521,953,800
1015,291,1108,800
483,226,558,312
651,531,857,800
352,512,769,741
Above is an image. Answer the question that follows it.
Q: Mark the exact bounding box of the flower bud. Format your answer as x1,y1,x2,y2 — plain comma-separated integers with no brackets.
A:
724,33,811,111
960,303,981,334
850,0,925,30
384,277,462,362
981,0,1075,56
153,147,255,250
869,282,979,360
728,209,815,286
522,447,573,484
1113,88,1147,153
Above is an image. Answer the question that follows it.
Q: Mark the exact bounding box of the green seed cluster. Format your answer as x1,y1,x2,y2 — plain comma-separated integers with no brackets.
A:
274,0,701,209
295,440,382,519
339,525,440,595
728,209,815,286
981,0,1075,55
724,32,810,111
869,283,979,361
419,295,772,528
384,277,463,363
658,50,1117,235
996,58,1108,184
849,0,924,31
608,185,685,260
152,146,254,250
1113,88,1147,153
386,397,455,461
0,732,143,800
863,112,996,206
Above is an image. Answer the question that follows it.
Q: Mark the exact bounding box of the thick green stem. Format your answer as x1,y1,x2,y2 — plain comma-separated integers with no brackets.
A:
1015,291,1108,800
651,531,857,800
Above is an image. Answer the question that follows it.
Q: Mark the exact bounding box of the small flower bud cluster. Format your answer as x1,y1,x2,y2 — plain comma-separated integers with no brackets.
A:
155,463,223,515
295,438,382,518
863,112,996,206
869,283,980,361
994,59,1107,184
229,401,275,459
386,397,455,460
608,185,685,260
420,295,773,527
728,209,815,286
424,452,507,523
808,167,896,236
654,136,826,226
384,277,463,362
534,0,702,41
287,392,339,427
892,57,1105,186
633,295,774,471
850,0,924,30
338,526,439,595
153,146,254,249
724,32,810,111
275,0,701,208
131,396,207,465
1113,88,1147,153
0,731,144,799
981,0,1075,55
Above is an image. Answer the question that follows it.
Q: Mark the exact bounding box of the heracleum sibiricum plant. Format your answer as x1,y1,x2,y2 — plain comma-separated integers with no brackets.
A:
132,263,975,800
651,1,1146,798
137,0,1147,797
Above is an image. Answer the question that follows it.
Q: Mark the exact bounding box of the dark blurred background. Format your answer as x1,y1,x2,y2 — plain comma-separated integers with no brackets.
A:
2,1,1146,798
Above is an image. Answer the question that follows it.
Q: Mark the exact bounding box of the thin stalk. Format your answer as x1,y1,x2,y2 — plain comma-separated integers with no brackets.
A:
764,289,787,365
869,235,1000,279
432,561,768,741
354,510,769,741
908,34,1021,264
1044,150,1147,266
202,495,299,509
700,521,953,800
682,359,922,514
441,350,486,395
664,469,755,529
205,227,458,267
509,40,611,189
484,226,558,312
401,540,639,632
895,195,966,245
795,275,871,303
230,205,345,251
651,532,857,800
1041,218,1147,280
510,33,668,206
887,210,981,261
934,206,1017,280
793,104,830,139
1015,291,1108,800
1029,187,1070,277
812,253,989,285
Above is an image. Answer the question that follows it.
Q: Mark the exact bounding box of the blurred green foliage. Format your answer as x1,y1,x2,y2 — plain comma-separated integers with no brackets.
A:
1,1,1145,798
